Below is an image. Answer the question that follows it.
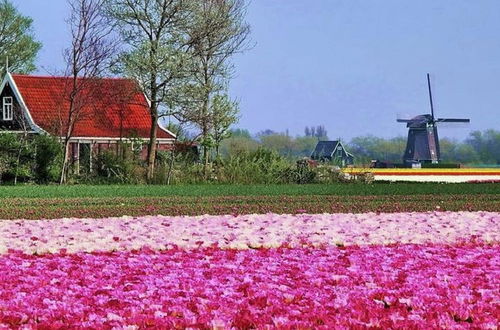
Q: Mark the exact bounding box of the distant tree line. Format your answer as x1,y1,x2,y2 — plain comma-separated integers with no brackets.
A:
348,129,499,165
218,128,319,159
304,125,328,140
219,128,500,165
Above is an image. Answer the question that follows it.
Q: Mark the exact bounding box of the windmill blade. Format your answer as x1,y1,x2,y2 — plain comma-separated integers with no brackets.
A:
397,119,413,123
427,73,435,120
436,118,470,123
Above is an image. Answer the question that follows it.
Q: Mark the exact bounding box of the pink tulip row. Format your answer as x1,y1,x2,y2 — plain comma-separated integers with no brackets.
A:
0,243,498,328
1,211,498,254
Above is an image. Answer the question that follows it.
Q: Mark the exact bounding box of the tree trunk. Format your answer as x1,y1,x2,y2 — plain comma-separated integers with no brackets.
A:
166,137,177,185
203,124,209,178
60,90,77,185
147,114,158,182
202,89,210,178
60,139,71,184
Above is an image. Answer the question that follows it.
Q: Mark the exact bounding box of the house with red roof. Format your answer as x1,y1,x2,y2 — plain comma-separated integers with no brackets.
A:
0,73,176,168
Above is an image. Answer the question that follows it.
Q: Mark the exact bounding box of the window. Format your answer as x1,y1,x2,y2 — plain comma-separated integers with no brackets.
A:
3,97,13,121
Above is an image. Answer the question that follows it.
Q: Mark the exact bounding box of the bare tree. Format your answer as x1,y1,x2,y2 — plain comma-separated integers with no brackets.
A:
185,0,251,175
106,0,193,182
59,0,116,183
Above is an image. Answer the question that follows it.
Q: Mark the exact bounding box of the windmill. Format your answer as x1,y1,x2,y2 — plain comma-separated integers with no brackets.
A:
397,74,470,165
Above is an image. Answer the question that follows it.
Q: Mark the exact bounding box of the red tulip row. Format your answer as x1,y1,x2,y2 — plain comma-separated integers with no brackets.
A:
0,243,498,328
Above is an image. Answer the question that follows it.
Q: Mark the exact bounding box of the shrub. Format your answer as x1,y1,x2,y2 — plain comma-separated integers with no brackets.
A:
151,151,177,184
94,151,144,184
350,171,375,184
0,133,35,183
313,164,349,183
216,148,292,184
33,135,62,183
0,156,8,183
278,159,316,184
169,163,206,185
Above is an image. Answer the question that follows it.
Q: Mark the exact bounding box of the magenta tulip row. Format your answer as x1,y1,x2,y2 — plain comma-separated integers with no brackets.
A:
0,243,498,328
1,211,498,254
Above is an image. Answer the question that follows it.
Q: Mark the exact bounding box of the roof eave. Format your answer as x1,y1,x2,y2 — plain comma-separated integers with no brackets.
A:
2,73,46,134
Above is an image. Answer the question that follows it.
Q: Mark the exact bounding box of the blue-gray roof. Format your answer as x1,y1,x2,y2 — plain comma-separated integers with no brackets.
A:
312,141,339,158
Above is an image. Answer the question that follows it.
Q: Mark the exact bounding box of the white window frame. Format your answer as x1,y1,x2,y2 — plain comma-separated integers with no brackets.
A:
3,96,13,121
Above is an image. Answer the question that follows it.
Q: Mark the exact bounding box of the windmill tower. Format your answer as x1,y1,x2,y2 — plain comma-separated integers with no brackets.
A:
397,74,470,165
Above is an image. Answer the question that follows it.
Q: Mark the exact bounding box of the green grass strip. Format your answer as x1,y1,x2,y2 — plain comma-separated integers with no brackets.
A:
0,183,498,199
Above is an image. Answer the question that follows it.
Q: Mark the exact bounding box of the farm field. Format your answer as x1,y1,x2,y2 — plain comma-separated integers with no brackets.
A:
0,194,499,220
0,183,498,223
0,183,498,219
0,182,498,198
0,183,498,327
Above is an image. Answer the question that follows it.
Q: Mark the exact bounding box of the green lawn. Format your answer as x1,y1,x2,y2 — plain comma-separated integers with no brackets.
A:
0,182,497,198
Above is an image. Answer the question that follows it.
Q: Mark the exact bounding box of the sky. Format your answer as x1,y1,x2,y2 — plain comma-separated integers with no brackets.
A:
10,0,500,140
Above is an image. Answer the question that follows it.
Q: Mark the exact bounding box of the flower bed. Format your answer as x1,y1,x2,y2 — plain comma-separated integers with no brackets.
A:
0,211,498,328
0,212,498,254
343,168,500,183
0,244,498,328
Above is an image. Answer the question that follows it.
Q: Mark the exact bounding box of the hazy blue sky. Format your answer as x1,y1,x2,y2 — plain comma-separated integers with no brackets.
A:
11,0,500,140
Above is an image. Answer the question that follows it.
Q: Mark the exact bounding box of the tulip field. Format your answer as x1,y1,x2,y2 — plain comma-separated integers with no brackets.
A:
0,184,499,328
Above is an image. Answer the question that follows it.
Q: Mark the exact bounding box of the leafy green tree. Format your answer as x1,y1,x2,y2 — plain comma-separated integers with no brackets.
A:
439,138,457,162
0,0,41,75
165,121,189,142
439,138,480,164
294,136,318,157
466,129,500,164
260,133,295,158
229,128,252,139
210,93,239,159
257,129,277,137
348,135,406,164
106,0,192,181
454,143,479,164
219,135,259,157
185,0,250,174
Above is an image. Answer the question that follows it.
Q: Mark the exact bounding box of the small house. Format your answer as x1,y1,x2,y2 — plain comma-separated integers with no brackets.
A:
310,140,354,166
0,73,176,169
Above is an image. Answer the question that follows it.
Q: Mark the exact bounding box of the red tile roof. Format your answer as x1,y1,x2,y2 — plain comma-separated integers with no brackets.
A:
11,74,174,140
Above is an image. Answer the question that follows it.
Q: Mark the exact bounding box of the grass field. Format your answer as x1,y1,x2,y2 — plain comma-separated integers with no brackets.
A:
0,182,498,198
0,183,498,219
